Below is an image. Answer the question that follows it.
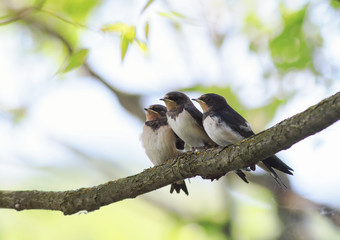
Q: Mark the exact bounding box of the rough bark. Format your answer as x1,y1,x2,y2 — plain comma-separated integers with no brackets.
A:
0,91,339,215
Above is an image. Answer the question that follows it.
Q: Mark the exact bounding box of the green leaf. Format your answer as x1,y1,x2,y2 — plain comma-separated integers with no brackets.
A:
102,22,129,33
102,23,136,42
145,21,149,40
60,48,89,73
169,11,186,19
269,5,315,71
141,0,155,14
330,0,340,8
44,0,100,22
158,11,195,29
125,26,136,43
158,11,187,20
245,13,262,30
29,0,100,54
135,39,148,53
101,22,137,61
121,36,130,61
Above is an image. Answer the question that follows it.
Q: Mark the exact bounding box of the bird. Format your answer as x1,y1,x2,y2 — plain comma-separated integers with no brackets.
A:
193,93,294,186
160,91,216,150
141,104,188,195
160,91,249,183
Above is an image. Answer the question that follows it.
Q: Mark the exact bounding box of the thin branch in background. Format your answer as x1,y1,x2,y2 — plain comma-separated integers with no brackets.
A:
0,16,21,25
82,62,145,120
23,16,145,121
36,8,93,31
0,6,34,25
1,3,145,120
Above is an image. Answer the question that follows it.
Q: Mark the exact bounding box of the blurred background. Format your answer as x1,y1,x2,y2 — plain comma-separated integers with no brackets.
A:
0,0,340,239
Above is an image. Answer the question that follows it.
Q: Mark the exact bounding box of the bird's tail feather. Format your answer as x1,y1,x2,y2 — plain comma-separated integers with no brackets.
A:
263,155,294,175
260,156,293,188
235,169,249,183
170,180,189,195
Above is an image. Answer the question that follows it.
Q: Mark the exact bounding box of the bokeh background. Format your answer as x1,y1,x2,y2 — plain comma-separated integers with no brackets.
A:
0,0,340,239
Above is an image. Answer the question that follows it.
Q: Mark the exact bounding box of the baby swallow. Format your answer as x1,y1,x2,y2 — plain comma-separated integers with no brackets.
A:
141,104,188,195
160,91,215,150
193,93,294,186
161,91,249,183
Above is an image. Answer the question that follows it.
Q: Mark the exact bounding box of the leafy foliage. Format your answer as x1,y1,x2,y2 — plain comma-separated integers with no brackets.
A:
58,48,89,74
269,5,315,71
331,0,340,8
43,0,101,21
102,22,138,60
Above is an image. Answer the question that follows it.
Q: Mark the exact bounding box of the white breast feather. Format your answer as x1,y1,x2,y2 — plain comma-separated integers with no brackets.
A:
141,125,178,166
203,115,244,146
167,110,211,148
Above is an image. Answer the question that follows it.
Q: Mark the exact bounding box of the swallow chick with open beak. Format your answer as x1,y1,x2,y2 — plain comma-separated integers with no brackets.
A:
141,104,188,195
160,91,249,183
193,93,294,187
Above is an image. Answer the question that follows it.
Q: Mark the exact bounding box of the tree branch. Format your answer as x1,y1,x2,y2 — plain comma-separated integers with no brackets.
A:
0,91,339,215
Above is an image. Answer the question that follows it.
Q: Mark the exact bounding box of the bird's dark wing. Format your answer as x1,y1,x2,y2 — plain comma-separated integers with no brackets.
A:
218,106,255,138
174,133,185,150
184,104,204,128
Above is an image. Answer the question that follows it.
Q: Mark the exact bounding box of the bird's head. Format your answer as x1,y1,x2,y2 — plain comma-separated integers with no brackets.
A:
160,91,191,111
193,93,228,112
144,104,167,121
